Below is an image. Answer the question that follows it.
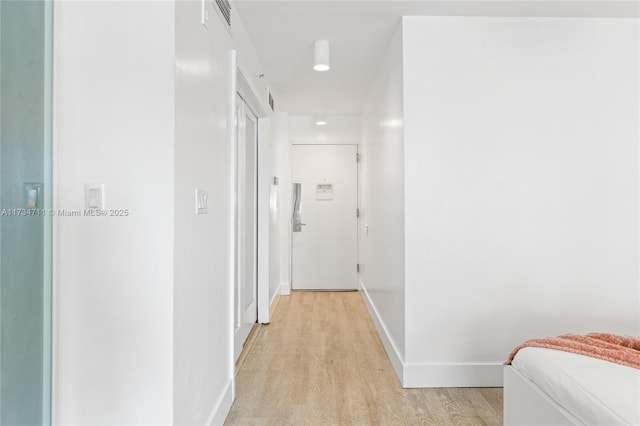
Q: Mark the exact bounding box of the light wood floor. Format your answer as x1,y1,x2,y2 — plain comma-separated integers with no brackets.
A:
225,291,503,425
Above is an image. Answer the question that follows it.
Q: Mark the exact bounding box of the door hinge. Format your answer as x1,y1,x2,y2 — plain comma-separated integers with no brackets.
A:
356,208,360,218
357,263,360,273
356,153,360,163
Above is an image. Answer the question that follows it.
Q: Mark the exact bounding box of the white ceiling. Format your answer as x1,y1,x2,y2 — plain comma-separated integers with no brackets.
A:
234,1,638,116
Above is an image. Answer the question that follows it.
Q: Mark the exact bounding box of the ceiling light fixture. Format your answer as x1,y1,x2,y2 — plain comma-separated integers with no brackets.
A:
313,40,330,72
315,115,327,126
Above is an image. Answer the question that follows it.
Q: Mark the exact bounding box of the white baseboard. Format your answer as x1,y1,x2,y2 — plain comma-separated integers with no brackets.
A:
359,280,405,383
279,281,291,296
206,379,233,426
403,363,504,388
359,280,504,389
267,289,280,323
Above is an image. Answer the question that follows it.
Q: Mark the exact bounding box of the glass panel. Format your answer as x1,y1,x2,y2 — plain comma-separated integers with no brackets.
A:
0,1,52,424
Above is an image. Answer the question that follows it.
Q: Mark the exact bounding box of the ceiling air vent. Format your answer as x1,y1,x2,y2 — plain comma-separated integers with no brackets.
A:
213,0,232,28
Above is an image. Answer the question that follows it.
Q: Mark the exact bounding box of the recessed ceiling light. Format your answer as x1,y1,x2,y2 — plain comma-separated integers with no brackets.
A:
315,115,327,126
313,40,330,72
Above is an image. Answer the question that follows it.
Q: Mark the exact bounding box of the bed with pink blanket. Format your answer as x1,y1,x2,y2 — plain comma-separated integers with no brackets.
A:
503,333,640,425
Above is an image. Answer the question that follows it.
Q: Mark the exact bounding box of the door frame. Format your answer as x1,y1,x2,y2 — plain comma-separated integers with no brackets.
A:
290,143,360,291
232,67,271,333
233,93,259,361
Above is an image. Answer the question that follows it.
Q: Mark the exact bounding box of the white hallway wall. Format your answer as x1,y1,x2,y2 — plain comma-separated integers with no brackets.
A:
54,1,282,424
403,16,639,387
358,26,406,380
362,16,639,387
173,2,235,424
53,2,175,423
271,112,291,297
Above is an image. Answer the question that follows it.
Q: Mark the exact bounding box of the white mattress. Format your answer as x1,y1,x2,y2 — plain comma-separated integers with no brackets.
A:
511,347,640,426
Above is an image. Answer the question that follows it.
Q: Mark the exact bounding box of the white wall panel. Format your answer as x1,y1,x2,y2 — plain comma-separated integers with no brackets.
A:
271,112,290,298
173,2,234,424
53,2,175,423
359,26,406,380
402,16,639,386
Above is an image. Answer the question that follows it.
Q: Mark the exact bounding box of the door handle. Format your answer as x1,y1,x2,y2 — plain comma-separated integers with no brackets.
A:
292,183,304,232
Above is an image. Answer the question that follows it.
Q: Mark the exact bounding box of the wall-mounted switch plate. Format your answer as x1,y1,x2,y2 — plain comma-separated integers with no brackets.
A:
85,183,105,210
25,183,43,209
196,188,208,215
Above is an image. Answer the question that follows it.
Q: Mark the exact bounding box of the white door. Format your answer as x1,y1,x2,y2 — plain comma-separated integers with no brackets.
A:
291,144,358,290
234,95,258,361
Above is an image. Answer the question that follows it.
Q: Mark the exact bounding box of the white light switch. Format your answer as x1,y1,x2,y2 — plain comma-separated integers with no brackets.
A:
25,183,42,209
85,183,105,210
196,188,208,215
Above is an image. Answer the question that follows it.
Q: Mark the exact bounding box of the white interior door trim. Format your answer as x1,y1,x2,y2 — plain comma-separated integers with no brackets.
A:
237,71,268,118
228,51,237,392
236,69,271,325
234,94,258,362
256,118,270,324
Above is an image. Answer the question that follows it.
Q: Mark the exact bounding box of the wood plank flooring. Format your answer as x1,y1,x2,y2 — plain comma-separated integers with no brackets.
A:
225,291,503,425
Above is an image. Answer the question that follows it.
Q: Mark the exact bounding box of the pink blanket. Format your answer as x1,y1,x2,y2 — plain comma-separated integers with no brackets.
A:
505,333,640,369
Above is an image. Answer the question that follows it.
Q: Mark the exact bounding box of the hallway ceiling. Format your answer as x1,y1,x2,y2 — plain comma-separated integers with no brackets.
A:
234,1,638,116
